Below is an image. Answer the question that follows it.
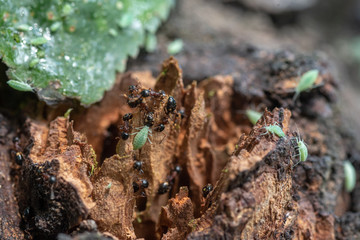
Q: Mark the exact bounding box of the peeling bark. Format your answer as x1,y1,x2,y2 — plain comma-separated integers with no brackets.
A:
17,116,95,239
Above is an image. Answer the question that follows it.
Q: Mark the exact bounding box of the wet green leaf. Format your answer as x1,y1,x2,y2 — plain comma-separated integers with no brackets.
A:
0,0,174,105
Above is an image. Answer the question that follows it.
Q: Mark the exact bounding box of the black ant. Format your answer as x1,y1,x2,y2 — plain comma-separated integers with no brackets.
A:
144,112,154,127
165,96,177,114
133,179,149,193
157,165,181,195
202,183,213,198
119,113,133,140
166,165,181,183
141,88,166,100
127,96,143,109
178,108,186,119
11,136,24,165
133,155,144,174
158,181,170,194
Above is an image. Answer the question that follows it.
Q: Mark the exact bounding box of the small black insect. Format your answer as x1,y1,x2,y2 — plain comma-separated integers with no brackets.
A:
202,183,213,198
179,109,185,119
133,182,140,193
154,124,165,132
121,132,130,140
49,175,56,184
129,85,138,94
15,152,23,165
133,179,149,193
127,97,143,108
165,96,177,114
144,112,154,127
133,161,143,172
123,113,133,121
23,207,31,219
158,181,170,194
174,165,181,174
141,179,149,188
12,136,20,143
141,89,150,98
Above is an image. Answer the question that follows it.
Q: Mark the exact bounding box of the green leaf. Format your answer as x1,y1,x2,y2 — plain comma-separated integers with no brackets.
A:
0,0,174,105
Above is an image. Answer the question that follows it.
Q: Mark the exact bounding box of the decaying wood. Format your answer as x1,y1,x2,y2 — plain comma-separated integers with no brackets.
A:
4,48,359,239
16,116,96,239
0,114,24,239
159,187,194,240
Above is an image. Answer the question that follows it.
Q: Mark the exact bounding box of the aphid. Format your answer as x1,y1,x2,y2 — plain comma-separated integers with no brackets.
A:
165,96,177,114
344,160,356,192
246,109,262,125
29,58,39,68
295,136,308,163
30,37,48,46
132,126,151,150
50,22,62,32
202,183,213,198
263,123,286,138
15,152,24,165
7,80,33,92
293,69,319,101
106,182,112,189
158,181,170,194
16,24,30,32
123,113,133,121
167,39,184,55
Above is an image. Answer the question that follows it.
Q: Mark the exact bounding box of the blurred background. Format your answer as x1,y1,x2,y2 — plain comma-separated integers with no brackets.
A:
128,0,360,140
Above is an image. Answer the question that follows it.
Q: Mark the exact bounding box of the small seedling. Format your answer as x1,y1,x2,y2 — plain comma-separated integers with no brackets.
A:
293,69,319,101
263,123,286,139
246,109,262,125
64,108,73,118
106,182,112,189
344,160,356,192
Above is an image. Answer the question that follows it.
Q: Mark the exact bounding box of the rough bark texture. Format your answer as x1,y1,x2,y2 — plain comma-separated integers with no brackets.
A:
1,0,360,236
0,114,24,239
16,116,96,239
